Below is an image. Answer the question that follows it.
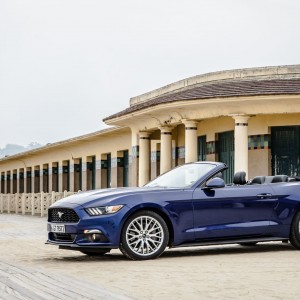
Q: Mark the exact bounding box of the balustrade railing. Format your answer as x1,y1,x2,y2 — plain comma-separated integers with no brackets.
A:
0,191,79,217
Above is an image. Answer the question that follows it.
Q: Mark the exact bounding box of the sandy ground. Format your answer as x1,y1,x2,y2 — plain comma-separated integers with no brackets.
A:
1,214,300,299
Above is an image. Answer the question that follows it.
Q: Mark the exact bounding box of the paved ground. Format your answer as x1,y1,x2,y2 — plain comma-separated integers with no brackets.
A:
1,214,300,299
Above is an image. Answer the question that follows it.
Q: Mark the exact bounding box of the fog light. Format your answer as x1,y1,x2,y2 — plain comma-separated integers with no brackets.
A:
91,233,100,242
84,229,107,242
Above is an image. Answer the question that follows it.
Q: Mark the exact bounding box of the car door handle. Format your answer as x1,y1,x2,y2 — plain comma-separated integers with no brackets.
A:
257,193,273,199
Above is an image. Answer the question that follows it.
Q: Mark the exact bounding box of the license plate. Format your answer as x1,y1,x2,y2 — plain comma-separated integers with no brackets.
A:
49,224,65,233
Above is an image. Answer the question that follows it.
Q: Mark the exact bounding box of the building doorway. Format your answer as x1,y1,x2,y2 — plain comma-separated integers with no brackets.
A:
87,156,96,190
198,135,207,161
271,126,300,176
218,131,234,183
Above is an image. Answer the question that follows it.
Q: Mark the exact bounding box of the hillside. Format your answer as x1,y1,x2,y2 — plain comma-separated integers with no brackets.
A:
0,142,43,158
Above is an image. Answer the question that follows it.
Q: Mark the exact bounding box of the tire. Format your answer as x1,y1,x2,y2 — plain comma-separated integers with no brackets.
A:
80,249,111,256
120,210,169,260
239,242,258,246
289,210,300,249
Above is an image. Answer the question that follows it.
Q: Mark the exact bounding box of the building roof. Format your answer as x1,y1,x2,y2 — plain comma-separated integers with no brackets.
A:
0,126,128,163
103,65,300,122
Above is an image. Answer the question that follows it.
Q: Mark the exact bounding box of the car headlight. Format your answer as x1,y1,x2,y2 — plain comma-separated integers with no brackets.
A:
85,205,124,216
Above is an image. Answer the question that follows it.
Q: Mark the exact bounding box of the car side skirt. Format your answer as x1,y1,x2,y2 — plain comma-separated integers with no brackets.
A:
171,237,288,248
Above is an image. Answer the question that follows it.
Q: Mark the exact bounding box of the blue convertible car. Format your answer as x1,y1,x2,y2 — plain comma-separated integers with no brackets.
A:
47,162,300,260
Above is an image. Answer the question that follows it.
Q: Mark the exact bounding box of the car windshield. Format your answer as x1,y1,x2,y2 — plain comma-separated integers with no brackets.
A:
145,163,216,188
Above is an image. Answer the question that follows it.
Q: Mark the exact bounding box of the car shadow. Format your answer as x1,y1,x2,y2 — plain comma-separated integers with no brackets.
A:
39,242,295,263
161,242,294,259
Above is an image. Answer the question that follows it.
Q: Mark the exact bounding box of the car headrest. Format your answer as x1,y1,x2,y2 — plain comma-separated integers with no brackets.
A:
233,171,246,185
271,175,288,183
251,176,266,184
265,176,274,183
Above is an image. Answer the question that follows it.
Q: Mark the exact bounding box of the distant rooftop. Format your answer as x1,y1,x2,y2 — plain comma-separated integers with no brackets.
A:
0,126,128,162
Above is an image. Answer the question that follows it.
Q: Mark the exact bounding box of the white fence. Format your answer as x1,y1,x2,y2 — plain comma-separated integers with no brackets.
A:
0,191,77,217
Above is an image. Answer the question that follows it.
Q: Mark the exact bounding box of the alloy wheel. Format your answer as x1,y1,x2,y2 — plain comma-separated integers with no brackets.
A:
125,215,164,256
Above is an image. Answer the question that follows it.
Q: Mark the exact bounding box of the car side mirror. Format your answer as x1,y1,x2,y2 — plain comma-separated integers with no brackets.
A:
204,177,225,189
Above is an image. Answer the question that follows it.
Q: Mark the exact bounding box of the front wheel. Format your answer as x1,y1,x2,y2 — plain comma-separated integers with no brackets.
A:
289,210,300,249
120,211,169,260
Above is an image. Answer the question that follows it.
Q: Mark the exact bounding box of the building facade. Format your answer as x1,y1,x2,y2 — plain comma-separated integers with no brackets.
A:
1,65,300,194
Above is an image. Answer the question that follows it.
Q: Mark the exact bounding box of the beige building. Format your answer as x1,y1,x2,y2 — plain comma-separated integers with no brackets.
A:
1,64,300,195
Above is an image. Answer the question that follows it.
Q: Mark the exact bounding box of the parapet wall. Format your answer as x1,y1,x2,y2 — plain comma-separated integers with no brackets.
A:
129,65,300,106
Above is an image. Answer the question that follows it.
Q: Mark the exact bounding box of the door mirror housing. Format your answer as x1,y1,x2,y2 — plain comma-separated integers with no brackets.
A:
204,177,225,189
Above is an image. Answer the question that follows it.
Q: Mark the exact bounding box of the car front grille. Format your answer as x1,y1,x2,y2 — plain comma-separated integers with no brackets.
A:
48,208,80,223
50,233,76,242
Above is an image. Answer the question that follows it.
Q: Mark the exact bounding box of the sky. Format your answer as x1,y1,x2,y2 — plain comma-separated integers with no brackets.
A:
0,0,300,148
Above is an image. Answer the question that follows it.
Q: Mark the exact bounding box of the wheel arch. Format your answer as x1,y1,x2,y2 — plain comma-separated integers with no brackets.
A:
120,205,175,247
290,203,300,231
289,202,300,249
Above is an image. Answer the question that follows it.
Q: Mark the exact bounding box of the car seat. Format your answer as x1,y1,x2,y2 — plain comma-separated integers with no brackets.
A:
271,175,288,183
251,176,266,184
233,171,247,185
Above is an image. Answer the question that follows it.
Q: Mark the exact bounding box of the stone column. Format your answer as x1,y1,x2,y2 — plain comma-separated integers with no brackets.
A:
95,154,101,189
160,126,173,174
10,171,14,193
31,169,35,194
69,159,75,192
233,115,250,178
130,130,139,187
138,131,151,187
81,157,87,191
110,152,118,188
58,161,63,192
10,170,14,194
39,165,44,192
23,171,27,193
4,172,7,194
48,164,53,192
182,119,198,163
16,170,20,193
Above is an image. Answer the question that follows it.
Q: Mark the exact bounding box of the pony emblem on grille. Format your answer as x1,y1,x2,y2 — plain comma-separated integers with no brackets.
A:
57,212,64,218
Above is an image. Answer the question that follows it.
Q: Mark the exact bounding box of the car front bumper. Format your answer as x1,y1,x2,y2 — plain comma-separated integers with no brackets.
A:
46,202,129,250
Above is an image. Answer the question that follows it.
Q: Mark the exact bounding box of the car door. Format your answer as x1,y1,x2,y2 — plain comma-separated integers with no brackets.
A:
192,184,278,241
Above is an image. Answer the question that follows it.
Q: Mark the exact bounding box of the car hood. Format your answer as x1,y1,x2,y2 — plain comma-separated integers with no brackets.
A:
50,187,180,208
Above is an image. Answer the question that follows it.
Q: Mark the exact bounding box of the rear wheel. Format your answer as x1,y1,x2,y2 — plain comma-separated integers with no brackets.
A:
80,249,111,256
120,211,169,260
289,210,300,249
